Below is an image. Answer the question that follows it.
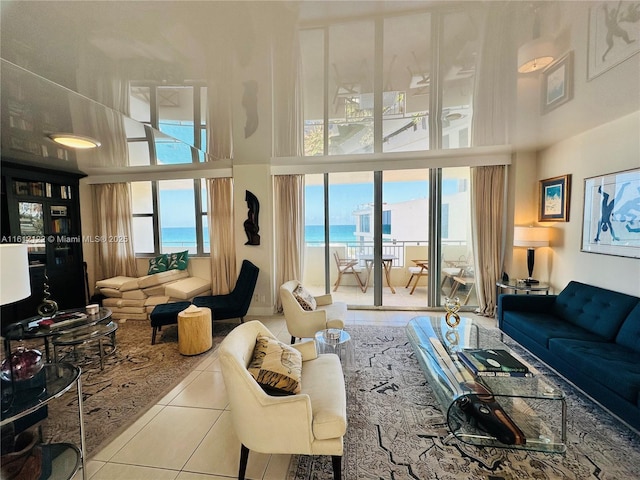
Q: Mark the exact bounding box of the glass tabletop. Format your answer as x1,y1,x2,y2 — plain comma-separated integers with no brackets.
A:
406,316,563,399
1,363,80,425
496,281,550,292
4,308,113,340
315,329,351,346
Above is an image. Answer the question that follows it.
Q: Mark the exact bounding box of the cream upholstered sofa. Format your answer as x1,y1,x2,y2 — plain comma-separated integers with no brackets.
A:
218,320,347,480
95,268,210,321
280,280,347,344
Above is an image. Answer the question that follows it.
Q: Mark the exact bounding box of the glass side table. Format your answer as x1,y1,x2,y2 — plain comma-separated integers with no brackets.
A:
314,329,354,370
496,281,550,295
1,363,87,480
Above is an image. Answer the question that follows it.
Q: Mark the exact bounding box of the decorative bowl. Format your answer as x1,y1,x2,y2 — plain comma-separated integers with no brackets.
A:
324,329,341,341
0,348,44,382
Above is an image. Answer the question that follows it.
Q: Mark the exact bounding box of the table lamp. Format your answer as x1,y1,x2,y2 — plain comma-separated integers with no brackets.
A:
0,244,32,306
513,226,549,284
1,244,33,412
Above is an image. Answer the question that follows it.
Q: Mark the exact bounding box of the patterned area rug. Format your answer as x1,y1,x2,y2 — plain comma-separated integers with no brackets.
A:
288,325,640,480
36,319,237,456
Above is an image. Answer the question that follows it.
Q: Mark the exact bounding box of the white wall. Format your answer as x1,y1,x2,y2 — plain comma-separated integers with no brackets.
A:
539,112,640,297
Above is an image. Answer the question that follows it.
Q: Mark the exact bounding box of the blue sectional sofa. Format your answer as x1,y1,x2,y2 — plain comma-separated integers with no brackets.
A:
497,281,640,431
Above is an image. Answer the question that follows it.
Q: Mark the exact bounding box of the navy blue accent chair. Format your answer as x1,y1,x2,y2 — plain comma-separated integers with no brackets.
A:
193,260,259,323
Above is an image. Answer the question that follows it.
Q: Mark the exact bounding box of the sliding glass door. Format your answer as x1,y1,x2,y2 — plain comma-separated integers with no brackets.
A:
303,166,475,309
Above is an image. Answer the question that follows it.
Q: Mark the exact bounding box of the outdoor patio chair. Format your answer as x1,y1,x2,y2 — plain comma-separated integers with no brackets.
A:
333,252,365,292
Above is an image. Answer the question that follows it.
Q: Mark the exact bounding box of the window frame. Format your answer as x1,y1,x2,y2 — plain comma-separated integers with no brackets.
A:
128,82,209,257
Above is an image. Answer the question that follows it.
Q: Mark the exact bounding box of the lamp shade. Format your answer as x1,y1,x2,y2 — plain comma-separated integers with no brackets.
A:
0,244,32,305
513,226,550,248
517,36,556,73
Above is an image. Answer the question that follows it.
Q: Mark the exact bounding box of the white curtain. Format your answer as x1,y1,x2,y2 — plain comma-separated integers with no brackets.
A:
470,166,506,316
274,175,305,312
207,177,236,294
92,183,138,280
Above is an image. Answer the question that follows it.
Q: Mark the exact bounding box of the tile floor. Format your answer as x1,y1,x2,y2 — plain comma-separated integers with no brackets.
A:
78,310,494,480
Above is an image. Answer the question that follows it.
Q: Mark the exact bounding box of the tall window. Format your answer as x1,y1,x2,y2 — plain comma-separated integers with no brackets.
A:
300,8,479,156
127,83,207,166
128,83,209,255
131,179,208,256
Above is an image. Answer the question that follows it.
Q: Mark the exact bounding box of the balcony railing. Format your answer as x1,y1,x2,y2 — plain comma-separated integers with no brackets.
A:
304,239,468,268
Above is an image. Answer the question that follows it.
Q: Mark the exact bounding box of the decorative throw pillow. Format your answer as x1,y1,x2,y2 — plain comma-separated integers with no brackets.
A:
248,336,302,395
167,250,189,270
148,254,168,274
293,284,317,311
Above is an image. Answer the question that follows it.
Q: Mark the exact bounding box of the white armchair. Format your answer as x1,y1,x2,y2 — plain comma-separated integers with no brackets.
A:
280,280,347,344
218,320,347,480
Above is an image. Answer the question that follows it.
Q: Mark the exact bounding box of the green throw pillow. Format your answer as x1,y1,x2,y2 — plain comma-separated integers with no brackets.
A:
167,250,189,270
148,254,169,274
248,336,302,395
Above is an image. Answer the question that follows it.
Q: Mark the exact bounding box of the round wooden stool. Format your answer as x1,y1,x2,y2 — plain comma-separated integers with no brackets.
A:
177,306,212,356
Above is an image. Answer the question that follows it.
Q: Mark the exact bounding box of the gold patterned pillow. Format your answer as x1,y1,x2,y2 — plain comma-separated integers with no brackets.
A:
248,336,302,395
293,284,317,311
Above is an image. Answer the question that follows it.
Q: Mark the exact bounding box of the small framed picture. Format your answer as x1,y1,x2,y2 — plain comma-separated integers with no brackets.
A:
541,51,574,114
539,175,571,222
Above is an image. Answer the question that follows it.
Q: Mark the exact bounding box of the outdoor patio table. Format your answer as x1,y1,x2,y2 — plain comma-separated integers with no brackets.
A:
359,254,397,293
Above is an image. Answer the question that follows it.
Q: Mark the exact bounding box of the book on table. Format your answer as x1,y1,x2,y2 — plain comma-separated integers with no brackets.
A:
457,348,532,377
38,312,88,330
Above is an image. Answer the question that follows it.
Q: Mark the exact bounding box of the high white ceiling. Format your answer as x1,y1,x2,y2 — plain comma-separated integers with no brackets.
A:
1,1,638,175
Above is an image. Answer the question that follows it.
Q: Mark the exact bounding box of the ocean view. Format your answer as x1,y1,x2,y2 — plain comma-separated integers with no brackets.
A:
161,225,357,246
305,225,357,243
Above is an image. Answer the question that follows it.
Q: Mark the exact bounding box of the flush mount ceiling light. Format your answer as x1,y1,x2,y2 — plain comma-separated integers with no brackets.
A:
48,133,101,149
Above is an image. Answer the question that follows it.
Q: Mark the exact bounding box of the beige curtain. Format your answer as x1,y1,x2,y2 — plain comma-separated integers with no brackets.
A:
206,47,233,161
207,177,236,294
470,166,506,316
274,175,304,312
471,4,515,147
92,183,138,280
273,9,303,157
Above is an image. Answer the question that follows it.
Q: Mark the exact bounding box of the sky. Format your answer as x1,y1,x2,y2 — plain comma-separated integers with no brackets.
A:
305,179,462,225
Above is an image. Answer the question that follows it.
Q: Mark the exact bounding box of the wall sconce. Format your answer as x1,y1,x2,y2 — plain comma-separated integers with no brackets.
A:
517,5,556,73
513,225,550,284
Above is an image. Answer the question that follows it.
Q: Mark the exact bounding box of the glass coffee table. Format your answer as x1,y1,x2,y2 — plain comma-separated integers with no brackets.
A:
406,316,566,453
4,308,113,363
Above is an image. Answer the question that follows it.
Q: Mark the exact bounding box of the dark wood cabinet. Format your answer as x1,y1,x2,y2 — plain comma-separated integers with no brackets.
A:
1,163,86,329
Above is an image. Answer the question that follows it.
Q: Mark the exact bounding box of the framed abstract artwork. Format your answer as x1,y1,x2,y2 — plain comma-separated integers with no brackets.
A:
582,168,640,258
587,1,640,81
541,51,574,114
539,175,571,222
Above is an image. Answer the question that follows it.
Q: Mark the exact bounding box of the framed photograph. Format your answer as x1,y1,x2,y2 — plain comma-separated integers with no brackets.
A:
588,2,640,81
582,168,640,258
539,175,571,222
541,51,573,114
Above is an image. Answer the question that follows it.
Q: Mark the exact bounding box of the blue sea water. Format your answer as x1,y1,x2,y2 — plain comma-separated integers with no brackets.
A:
162,227,209,247
305,225,356,243
161,225,356,246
